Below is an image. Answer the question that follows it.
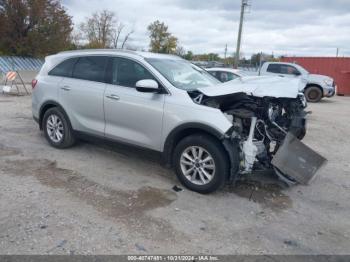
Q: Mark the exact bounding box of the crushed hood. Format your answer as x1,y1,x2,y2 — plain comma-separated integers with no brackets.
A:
198,76,304,98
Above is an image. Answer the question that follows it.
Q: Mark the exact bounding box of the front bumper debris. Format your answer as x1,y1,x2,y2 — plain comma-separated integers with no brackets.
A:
325,84,336,97
271,132,327,184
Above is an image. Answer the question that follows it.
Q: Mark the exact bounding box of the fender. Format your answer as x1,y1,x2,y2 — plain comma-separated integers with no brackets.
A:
305,84,324,97
39,100,73,130
162,122,226,166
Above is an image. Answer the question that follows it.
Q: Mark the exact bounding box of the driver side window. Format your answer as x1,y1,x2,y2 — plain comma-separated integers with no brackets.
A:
112,57,156,88
281,65,299,75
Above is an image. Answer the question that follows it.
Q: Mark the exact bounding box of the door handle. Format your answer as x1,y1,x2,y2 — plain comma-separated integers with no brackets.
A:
106,94,120,101
61,86,71,91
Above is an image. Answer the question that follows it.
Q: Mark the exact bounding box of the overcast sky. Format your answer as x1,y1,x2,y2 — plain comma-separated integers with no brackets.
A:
62,0,350,58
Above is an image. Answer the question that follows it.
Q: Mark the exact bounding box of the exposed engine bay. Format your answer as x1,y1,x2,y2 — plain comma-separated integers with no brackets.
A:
189,90,326,185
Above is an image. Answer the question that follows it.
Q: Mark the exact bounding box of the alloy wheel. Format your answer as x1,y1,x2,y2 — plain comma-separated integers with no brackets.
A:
46,114,64,143
180,146,216,185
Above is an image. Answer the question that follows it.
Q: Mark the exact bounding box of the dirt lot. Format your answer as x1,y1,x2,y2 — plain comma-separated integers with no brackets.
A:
0,93,349,255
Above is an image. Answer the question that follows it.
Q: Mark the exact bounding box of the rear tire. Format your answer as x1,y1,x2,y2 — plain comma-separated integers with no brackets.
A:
42,107,76,149
304,86,322,103
173,134,230,194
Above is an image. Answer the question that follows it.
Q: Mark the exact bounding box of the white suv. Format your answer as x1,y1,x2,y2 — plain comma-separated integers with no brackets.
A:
32,49,315,193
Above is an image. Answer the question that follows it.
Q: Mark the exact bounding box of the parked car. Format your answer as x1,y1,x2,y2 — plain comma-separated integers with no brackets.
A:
259,62,335,102
206,67,259,82
206,68,244,82
191,61,225,68
32,50,323,193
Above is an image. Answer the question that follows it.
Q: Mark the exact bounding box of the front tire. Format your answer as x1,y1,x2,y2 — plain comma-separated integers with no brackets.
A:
173,134,229,194
304,86,322,103
42,107,76,149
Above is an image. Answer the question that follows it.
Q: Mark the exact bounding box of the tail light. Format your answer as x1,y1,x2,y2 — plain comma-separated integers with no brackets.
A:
32,79,38,89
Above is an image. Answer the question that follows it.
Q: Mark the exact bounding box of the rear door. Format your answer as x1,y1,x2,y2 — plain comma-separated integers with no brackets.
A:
104,57,165,151
58,56,108,136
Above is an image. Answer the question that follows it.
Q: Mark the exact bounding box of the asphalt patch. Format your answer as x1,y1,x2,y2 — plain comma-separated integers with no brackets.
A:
1,159,180,240
228,179,292,212
0,144,21,157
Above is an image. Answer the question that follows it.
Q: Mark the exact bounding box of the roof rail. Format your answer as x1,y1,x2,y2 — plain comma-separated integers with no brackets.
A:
58,48,138,55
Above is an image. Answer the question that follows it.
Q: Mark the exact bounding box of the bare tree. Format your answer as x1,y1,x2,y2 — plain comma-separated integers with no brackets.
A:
175,46,186,57
80,10,116,48
80,10,134,49
112,23,134,49
121,29,134,49
112,23,125,48
70,29,83,48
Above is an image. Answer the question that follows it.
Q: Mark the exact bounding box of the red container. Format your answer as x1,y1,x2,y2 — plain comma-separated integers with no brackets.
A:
281,57,350,96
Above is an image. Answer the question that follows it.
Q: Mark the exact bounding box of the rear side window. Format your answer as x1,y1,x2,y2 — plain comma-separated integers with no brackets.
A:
112,57,156,88
49,58,78,77
72,56,108,83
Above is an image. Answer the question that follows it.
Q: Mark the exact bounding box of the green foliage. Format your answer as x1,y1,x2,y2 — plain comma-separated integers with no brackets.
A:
251,52,278,65
0,0,73,57
192,53,220,61
183,51,193,60
147,20,178,54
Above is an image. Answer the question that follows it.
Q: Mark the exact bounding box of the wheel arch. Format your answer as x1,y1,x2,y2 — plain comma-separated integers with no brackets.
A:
39,100,72,130
305,84,324,97
162,123,226,167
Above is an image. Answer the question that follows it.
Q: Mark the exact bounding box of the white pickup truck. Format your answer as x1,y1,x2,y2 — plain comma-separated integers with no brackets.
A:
259,62,335,102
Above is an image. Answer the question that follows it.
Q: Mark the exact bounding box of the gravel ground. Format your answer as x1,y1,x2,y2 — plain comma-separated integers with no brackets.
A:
0,93,349,255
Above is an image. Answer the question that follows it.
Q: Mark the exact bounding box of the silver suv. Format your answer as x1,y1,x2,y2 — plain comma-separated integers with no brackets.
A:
32,49,318,193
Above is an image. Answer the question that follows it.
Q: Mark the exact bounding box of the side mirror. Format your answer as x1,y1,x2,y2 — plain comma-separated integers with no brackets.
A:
135,79,159,93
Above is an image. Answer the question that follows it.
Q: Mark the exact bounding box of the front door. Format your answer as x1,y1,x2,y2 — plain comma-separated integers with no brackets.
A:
104,57,165,151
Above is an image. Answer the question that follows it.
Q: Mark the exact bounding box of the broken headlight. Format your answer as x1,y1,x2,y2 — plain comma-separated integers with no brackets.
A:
298,93,307,108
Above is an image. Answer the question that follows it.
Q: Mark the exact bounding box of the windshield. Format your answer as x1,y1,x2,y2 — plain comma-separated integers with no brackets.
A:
146,58,221,91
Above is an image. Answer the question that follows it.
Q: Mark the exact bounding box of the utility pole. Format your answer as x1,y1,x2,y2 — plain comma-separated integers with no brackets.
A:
258,51,263,75
336,48,339,57
234,0,249,69
224,44,228,65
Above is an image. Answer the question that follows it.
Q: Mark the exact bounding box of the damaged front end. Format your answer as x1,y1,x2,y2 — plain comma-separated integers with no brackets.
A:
189,90,326,186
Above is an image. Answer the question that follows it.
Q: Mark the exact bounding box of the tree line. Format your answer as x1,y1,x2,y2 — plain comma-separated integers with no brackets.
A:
0,0,182,57
0,0,279,64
